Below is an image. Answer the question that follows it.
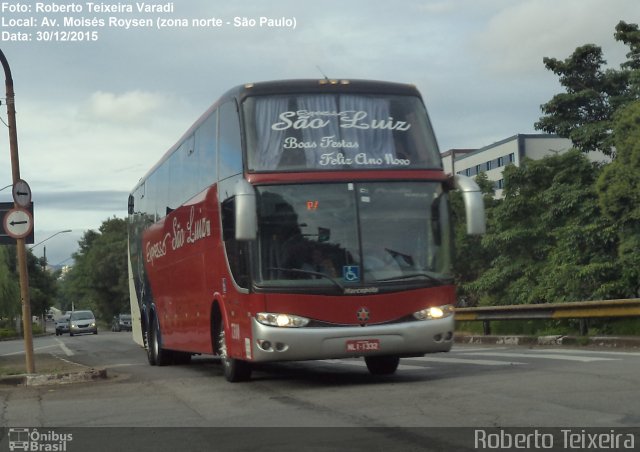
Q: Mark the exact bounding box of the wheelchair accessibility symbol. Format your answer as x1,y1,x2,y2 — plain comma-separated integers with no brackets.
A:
343,265,360,282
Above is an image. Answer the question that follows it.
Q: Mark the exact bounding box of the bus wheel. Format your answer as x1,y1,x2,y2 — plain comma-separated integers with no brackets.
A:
365,355,400,375
148,315,172,366
217,321,252,382
144,327,155,365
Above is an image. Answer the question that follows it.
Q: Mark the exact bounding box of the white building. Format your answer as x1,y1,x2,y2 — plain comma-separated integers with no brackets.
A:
441,134,609,197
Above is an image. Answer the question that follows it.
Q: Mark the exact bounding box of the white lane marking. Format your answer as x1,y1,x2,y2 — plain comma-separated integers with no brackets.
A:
0,350,26,357
450,347,510,353
469,351,618,363
54,338,75,356
534,348,640,357
412,356,525,366
0,344,59,356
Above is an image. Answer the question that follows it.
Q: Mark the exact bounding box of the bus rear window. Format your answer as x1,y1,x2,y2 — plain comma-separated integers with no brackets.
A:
243,94,442,172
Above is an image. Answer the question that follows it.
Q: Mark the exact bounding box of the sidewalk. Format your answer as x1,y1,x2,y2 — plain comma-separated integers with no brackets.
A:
0,353,107,386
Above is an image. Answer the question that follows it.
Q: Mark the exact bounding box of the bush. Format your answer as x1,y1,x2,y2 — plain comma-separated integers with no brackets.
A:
0,328,16,339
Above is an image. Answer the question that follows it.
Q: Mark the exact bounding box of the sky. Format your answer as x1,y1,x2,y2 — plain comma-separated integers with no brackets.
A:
0,0,636,266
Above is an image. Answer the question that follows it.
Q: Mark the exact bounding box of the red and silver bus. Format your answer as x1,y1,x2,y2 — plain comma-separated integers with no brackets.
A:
127,79,485,382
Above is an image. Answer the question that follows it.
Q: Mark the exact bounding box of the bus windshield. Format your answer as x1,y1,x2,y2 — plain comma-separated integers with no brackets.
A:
254,182,452,290
243,94,441,172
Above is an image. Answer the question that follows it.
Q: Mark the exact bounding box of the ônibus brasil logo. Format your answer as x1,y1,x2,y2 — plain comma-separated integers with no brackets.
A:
8,428,73,452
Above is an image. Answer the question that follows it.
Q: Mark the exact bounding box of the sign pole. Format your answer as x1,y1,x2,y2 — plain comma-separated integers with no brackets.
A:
0,48,35,373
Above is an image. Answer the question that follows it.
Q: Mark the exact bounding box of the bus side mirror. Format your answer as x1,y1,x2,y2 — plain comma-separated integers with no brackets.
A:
235,179,257,241
454,174,486,235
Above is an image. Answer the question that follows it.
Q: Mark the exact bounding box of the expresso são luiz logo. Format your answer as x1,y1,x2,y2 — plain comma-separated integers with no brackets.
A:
8,428,73,452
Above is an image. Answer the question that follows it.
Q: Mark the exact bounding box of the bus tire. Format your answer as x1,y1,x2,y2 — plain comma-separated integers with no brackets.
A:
365,355,400,375
148,315,172,366
144,325,155,365
217,320,252,382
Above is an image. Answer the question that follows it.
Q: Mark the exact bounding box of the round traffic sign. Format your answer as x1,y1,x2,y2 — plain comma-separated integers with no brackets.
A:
12,179,32,208
3,207,33,239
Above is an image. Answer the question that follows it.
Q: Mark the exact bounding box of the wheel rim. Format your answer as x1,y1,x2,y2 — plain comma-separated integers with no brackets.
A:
152,325,159,359
218,326,230,368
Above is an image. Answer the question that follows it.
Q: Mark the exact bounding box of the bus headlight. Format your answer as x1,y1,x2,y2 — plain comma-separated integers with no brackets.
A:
412,305,454,321
256,312,310,328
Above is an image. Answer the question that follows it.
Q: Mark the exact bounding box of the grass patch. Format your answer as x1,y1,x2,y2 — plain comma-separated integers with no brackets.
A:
0,354,87,376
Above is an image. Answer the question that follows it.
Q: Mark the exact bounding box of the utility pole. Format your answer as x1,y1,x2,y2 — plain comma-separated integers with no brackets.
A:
0,48,35,373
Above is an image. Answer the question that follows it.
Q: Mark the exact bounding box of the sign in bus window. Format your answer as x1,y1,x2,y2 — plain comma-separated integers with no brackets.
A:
244,94,442,172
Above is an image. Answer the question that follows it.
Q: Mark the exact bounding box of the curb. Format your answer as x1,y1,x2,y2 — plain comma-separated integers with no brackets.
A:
0,368,108,387
26,368,108,386
0,353,110,387
455,334,640,349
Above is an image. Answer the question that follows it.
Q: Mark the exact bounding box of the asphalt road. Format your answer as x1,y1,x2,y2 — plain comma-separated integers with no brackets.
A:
1,332,639,451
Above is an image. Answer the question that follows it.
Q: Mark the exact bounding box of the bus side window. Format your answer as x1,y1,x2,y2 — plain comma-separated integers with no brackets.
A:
195,110,217,192
221,196,250,288
219,101,243,181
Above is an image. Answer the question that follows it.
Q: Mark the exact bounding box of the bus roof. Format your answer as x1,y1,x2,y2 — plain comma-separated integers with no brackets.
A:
225,79,423,103
130,79,424,192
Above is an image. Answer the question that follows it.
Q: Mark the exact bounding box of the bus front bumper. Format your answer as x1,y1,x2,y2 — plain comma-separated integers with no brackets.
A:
249,316,454,362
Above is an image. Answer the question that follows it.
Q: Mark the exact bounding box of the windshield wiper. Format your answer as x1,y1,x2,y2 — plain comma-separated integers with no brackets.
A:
376,272,453,285
267,267,345,291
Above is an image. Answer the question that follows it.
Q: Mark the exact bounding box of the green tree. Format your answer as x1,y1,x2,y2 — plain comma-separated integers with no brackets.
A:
0,246,20,320
26,251,59,317
60,217,128,321
596,100,640,297
615,21,640,97
451,172,499,306
455,21,640,311
535,21,640,155
466,151,620,305
1,246,58,320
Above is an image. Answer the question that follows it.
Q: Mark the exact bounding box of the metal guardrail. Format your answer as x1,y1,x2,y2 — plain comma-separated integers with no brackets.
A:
454,299,640,335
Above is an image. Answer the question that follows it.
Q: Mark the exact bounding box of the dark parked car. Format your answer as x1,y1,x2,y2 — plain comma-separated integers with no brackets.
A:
55,314,70,336
112,314,132,332
69,310,98,336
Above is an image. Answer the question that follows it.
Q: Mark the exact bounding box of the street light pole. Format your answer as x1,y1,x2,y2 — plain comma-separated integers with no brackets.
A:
29,229,73,251
0,48,35,373
29,229,72,270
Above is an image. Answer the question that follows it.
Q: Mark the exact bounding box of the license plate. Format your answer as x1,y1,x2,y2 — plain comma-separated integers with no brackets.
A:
346,339,380,352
